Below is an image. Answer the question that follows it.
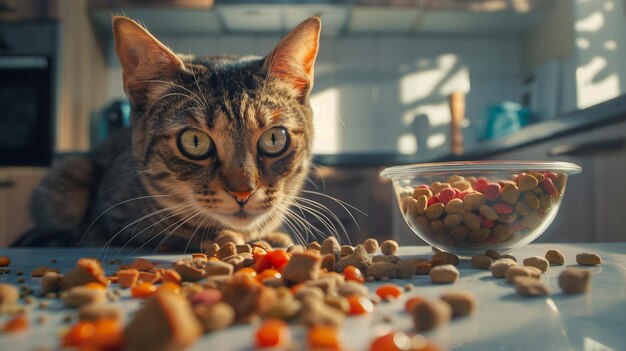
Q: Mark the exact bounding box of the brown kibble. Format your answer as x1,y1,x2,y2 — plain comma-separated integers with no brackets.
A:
429,264,459,284
468,228,491,243
124,291,203,351
380,240,399,255
222,253,254,271
174,258,206,282
338,281,369,298
491,224,513,242
0,256,10,267
138,271,161,285
194,302,235,333
490,259,517,278
412,298,452,332
340,245,354,257
372,255,401,264
431,182,451,194
523,256,550,273
287,245,304,254
479,205,498,220
515,200,530,216
430,219,445,233
425,203,445,219
117,269,140,289
449,226,470,241
413,187,433,199
293,296,344,327
500,254,517,262
462,212,482,231
324,295,349,313
505,266,540,283
363,238,379,254
444,198,464,214
443,213,463,228
559,268,591,294
31,266,61,278
524,192,540,210
216,242,237,260
414,195,428,215
0,284,19,306
485,249,502,260
397,259,421,279
470,255,493,269
78,304,122,321
440,291,476,317
336,245,372,272
514,276,550,296
432,252,459,266
40,272,62,295
204,260,233,277
463,193,486,211
500,184,520,205
518,174,539,192
62,259,107,290
415,261,432,275
321,254,336,272
545,249,565,265
367,262,398,280
320,237,341,259
161,270,182,285
62,286,106,308
281,251,322,284
576,252,602,266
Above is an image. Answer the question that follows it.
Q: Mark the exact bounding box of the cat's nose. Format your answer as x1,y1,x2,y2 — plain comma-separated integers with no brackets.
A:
228,189,255,205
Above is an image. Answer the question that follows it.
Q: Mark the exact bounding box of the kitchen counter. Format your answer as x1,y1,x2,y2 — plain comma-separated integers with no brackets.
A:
0,243,624,350
314,95,626,167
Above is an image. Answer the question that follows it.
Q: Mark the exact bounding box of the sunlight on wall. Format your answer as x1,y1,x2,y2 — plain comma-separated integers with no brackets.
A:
427,133,447,149
397,133,417,154
576,56,620,108
310,88,340,154
400,54,465,105
403,102,451,126
575,11,604,32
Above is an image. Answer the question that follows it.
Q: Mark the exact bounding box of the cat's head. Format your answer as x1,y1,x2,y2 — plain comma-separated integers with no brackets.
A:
112,16,320,236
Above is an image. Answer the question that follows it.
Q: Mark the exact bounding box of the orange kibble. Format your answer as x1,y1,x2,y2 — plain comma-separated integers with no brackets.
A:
157,282,181,294
370,332,412,351
376,284,403,300
255,319,291,348
192,253,207,260
62,319,122,349
161,269,182,285
208,256,220,262
84,282,107,291
343,265,365,283
290,283,305,295
0,256,11,267
267,250,290,271
255,253,272,273
347,295,374,315
405,296,425,313
131,282,157,299
257,269,281,282
308,325,341,350
236,267,257,277
117,268,139,289
2,314,28,333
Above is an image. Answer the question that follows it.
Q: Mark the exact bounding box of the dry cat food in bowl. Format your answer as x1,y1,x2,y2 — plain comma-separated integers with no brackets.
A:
380,161,581,256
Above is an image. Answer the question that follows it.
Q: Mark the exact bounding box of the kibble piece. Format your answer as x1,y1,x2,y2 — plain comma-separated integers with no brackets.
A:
425,203,445,219
306,241,321,251
204,260,234,277
429,264,460,284
0,284,19,306
62,286,106,308
380,240,399,255
124,291,202,351
523,256,550,273
372,255,401,264
321,254,336,273
40,272,62,295
222,253,254,271
363,238,379,254
281,251,322,284
413,187,433,199
470,255,493,269
462,212,482,231
432,252,459,266
397,259,421,279
576,252,602,266
440,291,476,317
367,262,398,280
293,296,344,327
500,254,517,262
216,242,237,260
545,249,565,265
62,258,108,290
205,243,220,257
500,184,520,205
320,237,341,259
286,245,304,254
444,198,464,214
485,249,502,260
193,302,235,333
338,281,369,298
559,268,591,294
505,266,540,283
491,259,517,278
340,245,355,257
78,304,122,321
174,258,206,282
479,205,498,220
412,298,452,332
468,228,491,243
514,276,551,296
443,213,463,229
336,245,372,272
117,269,140,289
0,256,10,267
463,193,486,211
518,174,539,192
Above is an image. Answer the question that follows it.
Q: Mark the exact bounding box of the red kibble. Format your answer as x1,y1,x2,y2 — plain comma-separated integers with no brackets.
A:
544,171,558,180
438,188,456,204
474,178,489,193
427,196,440,207
542,179,558,195
255,254,272,273
485,183,501,201
480,214,496,228
267,250,290,271
493,202,514,214
457,190,470,200
416,184,430,189
375,284,403,299
509,222,525,231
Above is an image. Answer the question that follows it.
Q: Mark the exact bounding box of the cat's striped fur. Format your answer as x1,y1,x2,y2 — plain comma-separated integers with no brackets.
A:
17,16,322,252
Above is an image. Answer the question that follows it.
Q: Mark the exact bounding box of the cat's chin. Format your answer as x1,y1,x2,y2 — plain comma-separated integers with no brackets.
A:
211,210,269,232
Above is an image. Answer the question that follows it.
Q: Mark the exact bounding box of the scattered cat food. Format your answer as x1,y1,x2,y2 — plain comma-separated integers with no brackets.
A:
513,276,551,296
61,286,107,308
545,249,565,265
523,256,549,273
432,252,460,265
2,314,29,333
363,238,379,254
308,325,342,350
61,259,107,290
505,266,541,283
0,256,11,267
440,291,476,317
576,252,602,266
78,304,122,321
62,318,122,349
429,264,460,284
367,262,398,280
376,284,403,300
31,267,60,278
380,240,399,255
412,298,452,332
255,319,291,349
470,254,493,269
320,237,341,259
0,284,19,306
559,268,591,294
491,259,517,278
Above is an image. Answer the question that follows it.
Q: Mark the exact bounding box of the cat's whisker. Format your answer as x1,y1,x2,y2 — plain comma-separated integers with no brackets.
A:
274,202,325,244
290,201,343,244
271,205,309,245
153,210,202,255
184,212,210,254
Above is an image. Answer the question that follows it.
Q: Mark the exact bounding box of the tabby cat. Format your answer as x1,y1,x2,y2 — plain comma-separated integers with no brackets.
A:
17,16,322,252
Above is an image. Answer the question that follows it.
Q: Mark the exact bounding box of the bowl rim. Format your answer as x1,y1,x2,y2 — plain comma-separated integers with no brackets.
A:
380,160,582,179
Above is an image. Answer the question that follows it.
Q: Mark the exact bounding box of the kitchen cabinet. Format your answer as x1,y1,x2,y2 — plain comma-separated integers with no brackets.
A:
0,168,46,247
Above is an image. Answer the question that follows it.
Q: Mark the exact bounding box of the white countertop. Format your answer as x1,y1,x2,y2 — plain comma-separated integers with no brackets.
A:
0,243,624,351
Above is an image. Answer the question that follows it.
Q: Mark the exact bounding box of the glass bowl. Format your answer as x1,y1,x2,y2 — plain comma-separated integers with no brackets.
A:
380,161,581,257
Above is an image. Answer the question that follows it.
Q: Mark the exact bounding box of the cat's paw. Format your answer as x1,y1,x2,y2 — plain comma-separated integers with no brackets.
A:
260,231,294,248
213,229,245,246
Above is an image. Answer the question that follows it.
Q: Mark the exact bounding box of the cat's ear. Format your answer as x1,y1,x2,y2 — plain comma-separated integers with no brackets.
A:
112,16,185,101
265,16,321,102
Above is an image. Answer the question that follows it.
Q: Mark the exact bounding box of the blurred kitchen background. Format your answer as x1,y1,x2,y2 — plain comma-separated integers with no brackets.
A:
1,0,625,247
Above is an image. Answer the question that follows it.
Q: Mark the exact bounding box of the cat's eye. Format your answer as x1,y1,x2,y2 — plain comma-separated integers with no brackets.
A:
258,127,290,157
177,129,214,160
